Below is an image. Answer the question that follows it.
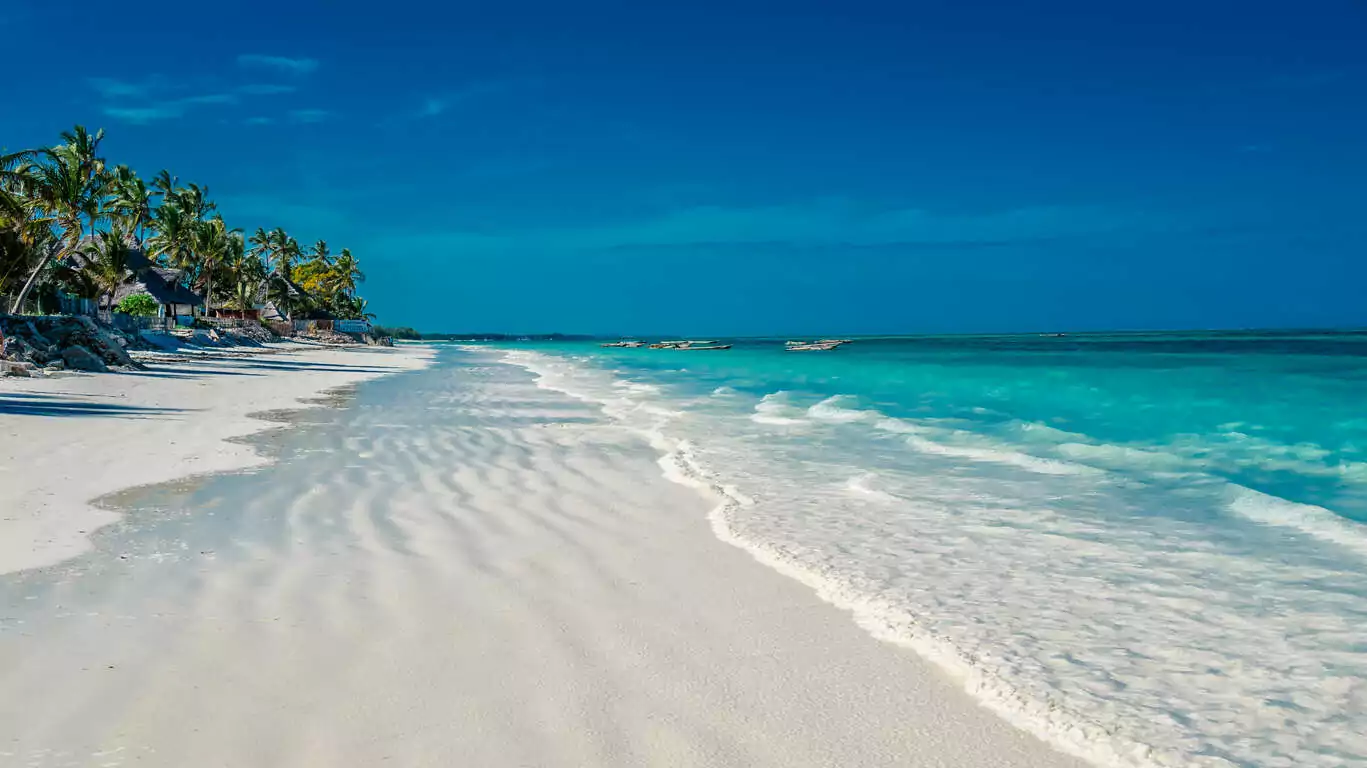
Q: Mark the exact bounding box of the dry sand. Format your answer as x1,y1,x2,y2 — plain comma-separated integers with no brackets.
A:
0,344,436,575
0,346,1085,767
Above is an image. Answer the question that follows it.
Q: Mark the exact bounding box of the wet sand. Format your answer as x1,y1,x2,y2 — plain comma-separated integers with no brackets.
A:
0,347,1084,768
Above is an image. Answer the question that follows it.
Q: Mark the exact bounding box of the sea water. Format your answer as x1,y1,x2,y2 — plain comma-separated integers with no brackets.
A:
489,332,1367,768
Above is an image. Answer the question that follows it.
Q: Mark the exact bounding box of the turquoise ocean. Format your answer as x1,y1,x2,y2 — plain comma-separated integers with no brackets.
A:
488,332,1367,768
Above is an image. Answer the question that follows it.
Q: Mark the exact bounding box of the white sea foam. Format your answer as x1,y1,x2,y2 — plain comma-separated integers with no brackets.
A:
904,435,1103,476
1226,484,1367,559
1054,442,1188,472
844,473,900,502
807,395,878,423
497,347,1367,768
751,392,809,426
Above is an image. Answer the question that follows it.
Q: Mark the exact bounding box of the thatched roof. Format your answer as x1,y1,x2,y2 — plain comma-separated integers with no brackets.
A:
68,244,204,308
114,268,203,307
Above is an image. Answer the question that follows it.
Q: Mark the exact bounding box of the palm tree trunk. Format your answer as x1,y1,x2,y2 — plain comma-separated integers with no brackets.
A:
9,249,55,314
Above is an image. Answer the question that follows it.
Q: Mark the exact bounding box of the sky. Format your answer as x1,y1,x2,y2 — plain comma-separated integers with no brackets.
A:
2,0,1365,335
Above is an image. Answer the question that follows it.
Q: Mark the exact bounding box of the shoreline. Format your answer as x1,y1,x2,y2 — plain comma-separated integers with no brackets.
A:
506,347,1146,768
0,345,1086,767
0,342,436,575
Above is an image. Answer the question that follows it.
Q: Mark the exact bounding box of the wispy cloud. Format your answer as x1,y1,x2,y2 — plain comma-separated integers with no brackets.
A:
100,92,241,123
237,54,320,75
389,78,533,124
102,105,186,125
418,97,448,118
87,76,168,100
90,67,316,125
179,93,240,106
236,83,297,95
244,116,276,126
289,109,332,123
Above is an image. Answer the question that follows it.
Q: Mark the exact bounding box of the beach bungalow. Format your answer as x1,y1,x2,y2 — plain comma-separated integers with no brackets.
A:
111,264,204,324
66,246,204,325
213,282,270,321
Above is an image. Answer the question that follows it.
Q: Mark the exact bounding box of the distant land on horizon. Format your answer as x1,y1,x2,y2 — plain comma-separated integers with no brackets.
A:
383,326,1367,343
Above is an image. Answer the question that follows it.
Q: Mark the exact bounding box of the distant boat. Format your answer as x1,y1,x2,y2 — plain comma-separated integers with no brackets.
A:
676,344,732,351
650,340,730,350
787,336,847,345
601,340,644,348
786,342,840,351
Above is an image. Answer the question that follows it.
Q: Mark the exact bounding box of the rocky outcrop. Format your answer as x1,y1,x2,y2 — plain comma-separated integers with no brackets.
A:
61,345,108,372
221,323,277,344
297,326,363,345
0,360,36,377
1,314,144,372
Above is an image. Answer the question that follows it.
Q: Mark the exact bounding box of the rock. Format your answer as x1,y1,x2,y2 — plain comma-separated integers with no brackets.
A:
62,345,109,372
2,314,143,372
188,329,225,347
0,360,35,377
44,360,64,372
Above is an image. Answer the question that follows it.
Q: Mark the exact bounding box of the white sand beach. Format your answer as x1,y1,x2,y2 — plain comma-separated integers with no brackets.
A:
0,347,1085,767
0,344,436,575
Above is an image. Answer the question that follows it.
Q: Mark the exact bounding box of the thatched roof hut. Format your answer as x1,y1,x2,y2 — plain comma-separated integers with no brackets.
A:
66,245,204,313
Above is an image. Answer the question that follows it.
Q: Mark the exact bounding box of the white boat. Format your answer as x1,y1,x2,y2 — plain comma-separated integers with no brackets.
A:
786,342,840,351
651,340,719,349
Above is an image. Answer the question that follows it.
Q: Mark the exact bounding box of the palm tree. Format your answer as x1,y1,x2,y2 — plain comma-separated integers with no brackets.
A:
227,238,267,316
150,169,178,204
108,165,152,244
1,221,57,301
330,248,365,298
175,182,215,224
309,239,332,267
270,229,299,277
146,203,194,271
338,295,374,321
0,150,46,298
0,148,40,228
5,127,377,327
8,127,108,313
194,216,240,316
78,227,136,314
248,227,272,264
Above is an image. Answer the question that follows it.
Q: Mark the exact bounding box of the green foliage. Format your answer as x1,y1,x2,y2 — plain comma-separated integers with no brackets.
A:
2,126,380,322
115,292,159,317
373,325,422,340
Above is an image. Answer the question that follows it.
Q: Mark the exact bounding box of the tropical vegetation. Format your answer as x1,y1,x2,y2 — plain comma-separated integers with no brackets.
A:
115,293,159,317
372,325,422,340
1,126,373,322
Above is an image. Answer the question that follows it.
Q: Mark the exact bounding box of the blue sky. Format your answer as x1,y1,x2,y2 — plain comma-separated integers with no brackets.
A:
2,0,1365,334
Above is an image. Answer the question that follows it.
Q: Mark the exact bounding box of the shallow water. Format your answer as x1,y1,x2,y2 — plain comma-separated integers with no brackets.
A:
1,348,1080,768
495,331,1367,768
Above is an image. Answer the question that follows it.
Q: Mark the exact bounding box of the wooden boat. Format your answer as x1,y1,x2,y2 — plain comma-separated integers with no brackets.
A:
653,338,727,348
786,342,840,351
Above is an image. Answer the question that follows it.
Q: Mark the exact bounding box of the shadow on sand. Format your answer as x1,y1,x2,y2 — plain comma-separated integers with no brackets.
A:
0,392,189,419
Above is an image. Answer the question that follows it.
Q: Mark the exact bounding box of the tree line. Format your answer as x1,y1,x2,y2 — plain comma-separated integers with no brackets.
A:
1,126,370,321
